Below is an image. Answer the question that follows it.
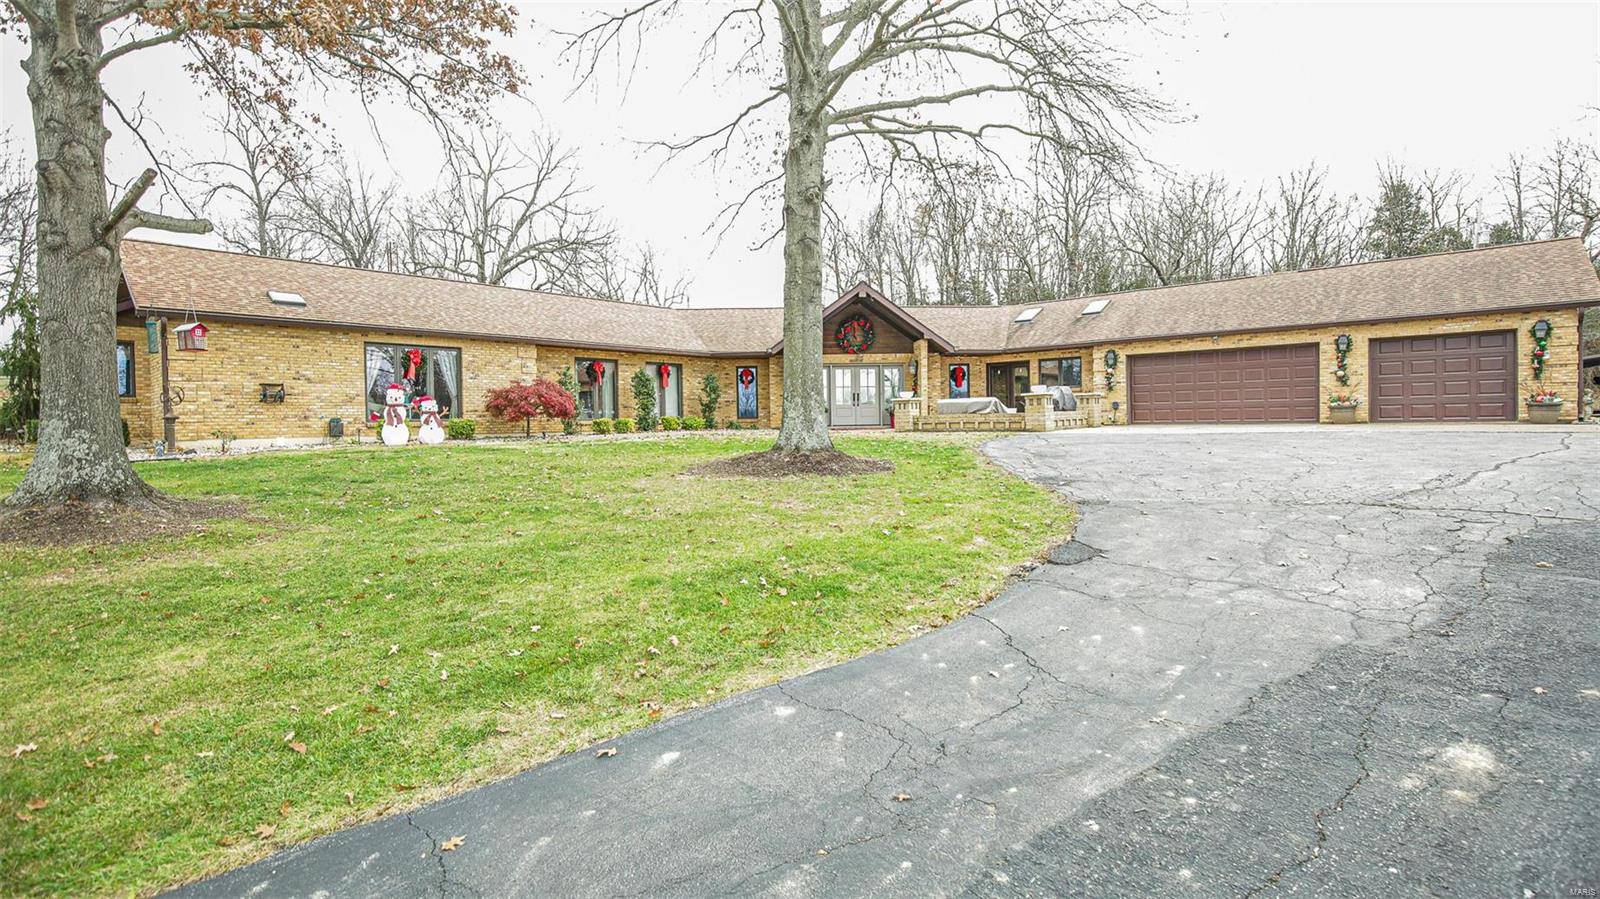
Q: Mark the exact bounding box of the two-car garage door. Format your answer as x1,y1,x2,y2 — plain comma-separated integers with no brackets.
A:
1127,331,1519,424
1129,344,1320,423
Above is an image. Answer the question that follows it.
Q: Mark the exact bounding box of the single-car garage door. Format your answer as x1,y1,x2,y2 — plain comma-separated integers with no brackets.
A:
1369,330,1516,421
1129,343,1320,423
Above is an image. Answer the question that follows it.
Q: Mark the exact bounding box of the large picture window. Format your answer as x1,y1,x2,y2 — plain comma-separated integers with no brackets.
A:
649,363,682,418
365,343,461,423
1039,357,1083,389
576,358,618,419
116,340,135,398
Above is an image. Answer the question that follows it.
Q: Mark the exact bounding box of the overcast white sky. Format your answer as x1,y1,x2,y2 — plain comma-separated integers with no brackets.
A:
2,1,1597,307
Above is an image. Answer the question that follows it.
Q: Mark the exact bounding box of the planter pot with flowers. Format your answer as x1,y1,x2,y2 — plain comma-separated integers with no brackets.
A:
1326,393,1361,424
1526,388,1564,424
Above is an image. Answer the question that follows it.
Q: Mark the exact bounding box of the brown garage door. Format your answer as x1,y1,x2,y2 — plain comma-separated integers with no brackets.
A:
1369,330,1516,421
1129,343,1320,423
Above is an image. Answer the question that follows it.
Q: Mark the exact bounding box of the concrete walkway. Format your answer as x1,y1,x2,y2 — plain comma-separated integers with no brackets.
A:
172,425,1599,898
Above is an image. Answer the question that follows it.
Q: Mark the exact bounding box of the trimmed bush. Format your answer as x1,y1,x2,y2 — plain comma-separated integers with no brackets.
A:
613,417,635,434
445,418,476,440
660,416,681,431
699,373,721,423
681,416,705,430
590,418,613,435
630,368,658,432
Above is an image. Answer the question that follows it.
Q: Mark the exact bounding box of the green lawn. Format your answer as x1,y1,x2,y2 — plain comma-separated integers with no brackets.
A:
0,435,1070,897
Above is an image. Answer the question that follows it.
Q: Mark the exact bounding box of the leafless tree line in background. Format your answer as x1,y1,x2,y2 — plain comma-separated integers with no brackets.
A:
824,137,1600,306
191,112,689,306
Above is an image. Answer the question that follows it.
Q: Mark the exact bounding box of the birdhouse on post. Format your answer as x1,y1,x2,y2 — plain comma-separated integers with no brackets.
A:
174,321,208,351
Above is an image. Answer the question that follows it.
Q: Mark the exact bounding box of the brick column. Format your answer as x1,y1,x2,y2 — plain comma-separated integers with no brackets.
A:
1021,392,1055,431
892,396,922,431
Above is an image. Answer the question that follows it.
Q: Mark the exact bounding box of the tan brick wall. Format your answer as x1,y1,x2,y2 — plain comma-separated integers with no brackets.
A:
117,306,1583,445
1090,307,1583,423
118,317,779,445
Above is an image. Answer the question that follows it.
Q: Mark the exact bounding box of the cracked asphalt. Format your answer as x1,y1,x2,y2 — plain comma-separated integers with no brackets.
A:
170,425,1599,898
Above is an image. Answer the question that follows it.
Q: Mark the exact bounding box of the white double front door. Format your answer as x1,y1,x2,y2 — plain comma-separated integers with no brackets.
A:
827,365,900,427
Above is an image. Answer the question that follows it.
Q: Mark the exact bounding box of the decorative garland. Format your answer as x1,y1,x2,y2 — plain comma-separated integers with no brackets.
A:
1332,334,1352,386
834,314,876,355
1103,349,1119,390
1530,321,1552,380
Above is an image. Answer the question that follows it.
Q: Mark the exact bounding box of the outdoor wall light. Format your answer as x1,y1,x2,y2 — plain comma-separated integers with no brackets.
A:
1104,349,1119,369
1531,319,1552,341
1334,333,1353,354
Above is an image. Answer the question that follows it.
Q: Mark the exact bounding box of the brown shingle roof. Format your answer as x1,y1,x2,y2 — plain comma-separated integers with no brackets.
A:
119,240,777,356
121,237,1599,356
912,238,1600,352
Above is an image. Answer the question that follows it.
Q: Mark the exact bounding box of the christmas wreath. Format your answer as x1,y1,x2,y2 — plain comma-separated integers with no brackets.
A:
585,360,606,385
403,348,423,381
738,367,755,388
950,364,967,389
834,314,876,354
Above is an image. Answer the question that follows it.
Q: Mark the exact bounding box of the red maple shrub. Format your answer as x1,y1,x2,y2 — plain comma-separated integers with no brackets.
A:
484,378,577,437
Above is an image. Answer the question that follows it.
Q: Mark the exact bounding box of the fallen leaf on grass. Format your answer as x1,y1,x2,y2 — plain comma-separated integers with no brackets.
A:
11,743,37,758
440,835,465,852
549,711,568,720
595,747,617,758
495,725,511,734
25,797,47,811
253,823,277,839
15,812,31,822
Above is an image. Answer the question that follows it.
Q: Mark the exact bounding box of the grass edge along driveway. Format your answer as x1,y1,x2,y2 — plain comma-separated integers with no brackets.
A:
0,434,1072,897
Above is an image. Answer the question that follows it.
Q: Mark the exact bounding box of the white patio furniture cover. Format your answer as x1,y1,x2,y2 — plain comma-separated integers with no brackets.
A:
937,396,1013,414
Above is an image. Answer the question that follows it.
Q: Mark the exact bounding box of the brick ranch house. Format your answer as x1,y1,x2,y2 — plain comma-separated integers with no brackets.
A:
112,237,1598,447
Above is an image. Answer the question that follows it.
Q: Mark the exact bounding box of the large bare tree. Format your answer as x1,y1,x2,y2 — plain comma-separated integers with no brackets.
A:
407,132,614,289
0,0,520,517
574,0,1161,456
194,111,308,259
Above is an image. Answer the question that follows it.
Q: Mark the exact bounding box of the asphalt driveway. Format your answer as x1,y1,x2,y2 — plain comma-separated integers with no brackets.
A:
173,425,1599,898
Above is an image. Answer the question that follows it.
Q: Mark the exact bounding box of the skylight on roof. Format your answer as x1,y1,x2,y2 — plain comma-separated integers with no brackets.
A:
1014,306,1042,323
1081,298,1110,315
267,290,306,307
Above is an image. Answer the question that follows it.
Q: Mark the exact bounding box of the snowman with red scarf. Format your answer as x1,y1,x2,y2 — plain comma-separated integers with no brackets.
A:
415,395,445,445
379,383,410,446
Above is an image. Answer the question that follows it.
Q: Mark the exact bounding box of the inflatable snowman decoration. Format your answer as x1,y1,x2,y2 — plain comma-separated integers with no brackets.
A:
415,395,445,445
380,383,410,447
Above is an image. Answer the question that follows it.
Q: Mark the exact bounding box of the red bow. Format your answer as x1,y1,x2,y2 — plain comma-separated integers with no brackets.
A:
738,368,755,387
403,348,422,381
952,366,966,388
587,361,605,385
658,364,671,389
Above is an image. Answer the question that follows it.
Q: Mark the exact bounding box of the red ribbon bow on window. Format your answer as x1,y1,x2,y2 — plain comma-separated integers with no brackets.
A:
951,365,966,388
587,361,605,385
403,348,422,381
738,367,755,387
658,364,671,389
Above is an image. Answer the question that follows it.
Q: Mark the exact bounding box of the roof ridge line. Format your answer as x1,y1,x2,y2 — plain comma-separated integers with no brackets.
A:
898,237,1589,311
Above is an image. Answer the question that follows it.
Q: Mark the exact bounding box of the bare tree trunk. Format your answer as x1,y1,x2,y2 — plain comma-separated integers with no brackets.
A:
773,0,832,453
7,15,157,509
